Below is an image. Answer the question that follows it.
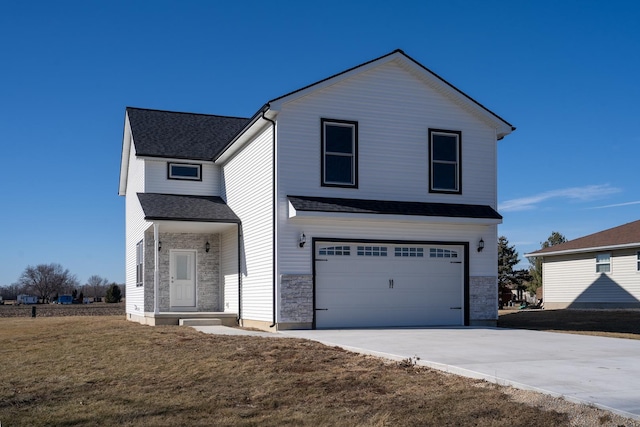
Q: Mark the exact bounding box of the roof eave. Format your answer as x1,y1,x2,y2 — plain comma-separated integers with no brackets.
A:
525,242,640,258
118,112,132,196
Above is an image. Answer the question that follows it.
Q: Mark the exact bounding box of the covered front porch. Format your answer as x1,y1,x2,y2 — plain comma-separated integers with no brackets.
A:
132,193,241,326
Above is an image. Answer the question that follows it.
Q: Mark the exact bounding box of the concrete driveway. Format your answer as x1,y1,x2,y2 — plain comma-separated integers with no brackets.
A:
280,327,640,420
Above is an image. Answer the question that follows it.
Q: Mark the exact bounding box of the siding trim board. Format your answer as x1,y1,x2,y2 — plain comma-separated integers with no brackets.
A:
311,237,470,329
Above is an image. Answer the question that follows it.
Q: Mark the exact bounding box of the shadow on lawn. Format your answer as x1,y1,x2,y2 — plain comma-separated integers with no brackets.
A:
498,309,640,336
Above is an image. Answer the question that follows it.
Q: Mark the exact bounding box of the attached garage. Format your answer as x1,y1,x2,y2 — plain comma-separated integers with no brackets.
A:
314,240,468,328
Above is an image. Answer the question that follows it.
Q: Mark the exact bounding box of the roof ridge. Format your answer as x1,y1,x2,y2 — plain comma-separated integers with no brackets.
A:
126,106,249,120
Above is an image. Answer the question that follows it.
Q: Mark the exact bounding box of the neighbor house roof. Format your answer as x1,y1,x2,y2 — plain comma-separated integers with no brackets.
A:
127,107,250,160
288,195,502,220
137,193,240,223
526,220,640,257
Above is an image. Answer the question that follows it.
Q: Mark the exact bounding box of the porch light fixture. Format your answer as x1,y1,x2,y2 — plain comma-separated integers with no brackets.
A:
205,241,210,253
158,241,162,251
477,238,484,252
299,233,307,248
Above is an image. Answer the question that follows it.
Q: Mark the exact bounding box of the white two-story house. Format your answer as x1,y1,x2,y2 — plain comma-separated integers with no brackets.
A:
118,49,514,329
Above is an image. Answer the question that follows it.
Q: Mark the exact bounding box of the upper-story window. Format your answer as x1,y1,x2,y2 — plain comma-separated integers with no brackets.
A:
636,251,639,271
429,129,461,194
596,253,611,273
321,119,358,188
168,162,202,181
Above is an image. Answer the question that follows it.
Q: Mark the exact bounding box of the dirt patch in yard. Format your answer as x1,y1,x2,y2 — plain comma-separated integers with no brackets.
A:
499,309,640,339
1,316,638,426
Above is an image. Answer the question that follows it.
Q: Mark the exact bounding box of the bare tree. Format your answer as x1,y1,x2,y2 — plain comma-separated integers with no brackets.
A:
16,264,79,303
85,275,109,301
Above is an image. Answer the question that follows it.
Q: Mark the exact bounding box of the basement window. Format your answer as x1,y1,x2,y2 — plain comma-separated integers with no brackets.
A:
596,253,611,273
168,162,202,181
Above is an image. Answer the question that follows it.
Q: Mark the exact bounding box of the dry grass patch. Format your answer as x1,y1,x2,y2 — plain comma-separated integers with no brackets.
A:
0,316,633,426
499,309,640,340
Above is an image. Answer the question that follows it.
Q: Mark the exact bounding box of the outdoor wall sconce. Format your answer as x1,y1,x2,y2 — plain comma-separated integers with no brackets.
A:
205,241,210,253
299,233,307,248
477,238,485,252
158,241,162,251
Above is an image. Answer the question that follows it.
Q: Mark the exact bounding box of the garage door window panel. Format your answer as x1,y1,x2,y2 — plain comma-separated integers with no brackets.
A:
357,246,388,256
318,246,351,256
429,248,458,258
395,247,424,257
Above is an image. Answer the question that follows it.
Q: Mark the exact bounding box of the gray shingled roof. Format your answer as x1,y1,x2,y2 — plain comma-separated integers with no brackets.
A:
127,107,250,160
288,195,502,219
137,193,240,223
528,219,640,256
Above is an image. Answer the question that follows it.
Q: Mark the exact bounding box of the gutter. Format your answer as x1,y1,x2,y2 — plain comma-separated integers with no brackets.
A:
260,108,278,329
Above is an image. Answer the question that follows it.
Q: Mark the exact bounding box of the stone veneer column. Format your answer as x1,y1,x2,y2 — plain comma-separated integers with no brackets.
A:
469,276,498,326
279,274,313,325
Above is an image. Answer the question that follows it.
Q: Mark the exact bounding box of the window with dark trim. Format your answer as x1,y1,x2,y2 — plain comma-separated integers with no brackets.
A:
136,240,144,287
321,119,358,187
636,251,639,271
429,129,461,193
168,162,202,181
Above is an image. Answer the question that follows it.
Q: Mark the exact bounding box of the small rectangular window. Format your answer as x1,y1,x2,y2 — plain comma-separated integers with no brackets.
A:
136,240,144,287
168,162,202,181
596,253,611,273
637,251,639,271
429,129,461,193
322,119,358,187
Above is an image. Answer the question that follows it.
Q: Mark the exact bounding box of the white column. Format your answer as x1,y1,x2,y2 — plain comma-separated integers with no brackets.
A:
153,222,159,314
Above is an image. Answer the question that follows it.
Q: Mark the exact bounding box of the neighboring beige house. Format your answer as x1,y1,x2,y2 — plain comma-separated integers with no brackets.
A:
118,49,515,329
526,220,640,309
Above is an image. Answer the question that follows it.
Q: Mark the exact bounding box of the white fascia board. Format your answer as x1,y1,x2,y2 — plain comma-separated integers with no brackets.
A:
288,205,502,226
215,112,275,165
118,113,132,196
137,156,215,164
525,242,640,258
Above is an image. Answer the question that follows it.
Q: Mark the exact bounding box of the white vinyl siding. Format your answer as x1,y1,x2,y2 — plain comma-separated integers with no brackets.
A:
124,142,149,315
220,226,239,313
543,249,640,307
145,159,220,196
278,216,493,278
275,60,497,206
221,126,274,322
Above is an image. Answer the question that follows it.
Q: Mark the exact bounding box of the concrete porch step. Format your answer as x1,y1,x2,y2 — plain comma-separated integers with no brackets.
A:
179,318,222,326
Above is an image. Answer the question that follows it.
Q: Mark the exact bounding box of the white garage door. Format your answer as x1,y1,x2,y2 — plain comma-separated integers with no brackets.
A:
315,242,464,328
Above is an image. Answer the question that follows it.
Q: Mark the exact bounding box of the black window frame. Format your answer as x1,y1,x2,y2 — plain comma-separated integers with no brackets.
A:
167,162,202,181
428,129,462,194
321,118,358,188
135,240,144,287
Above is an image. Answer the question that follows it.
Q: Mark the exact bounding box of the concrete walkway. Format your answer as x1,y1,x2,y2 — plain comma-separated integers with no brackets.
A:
193,325,640,420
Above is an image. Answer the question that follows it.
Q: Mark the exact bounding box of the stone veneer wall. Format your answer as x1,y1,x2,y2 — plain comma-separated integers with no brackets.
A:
143,231,220,312
469,276,497,323
279,274,313,323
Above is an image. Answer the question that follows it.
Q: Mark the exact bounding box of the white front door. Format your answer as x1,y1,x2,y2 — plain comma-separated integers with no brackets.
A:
170,250,196,309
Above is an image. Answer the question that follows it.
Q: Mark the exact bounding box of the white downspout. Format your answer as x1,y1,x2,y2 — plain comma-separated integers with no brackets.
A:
153,222,160,315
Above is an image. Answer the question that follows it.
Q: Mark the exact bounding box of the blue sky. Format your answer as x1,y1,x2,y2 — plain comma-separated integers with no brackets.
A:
1,0,639,285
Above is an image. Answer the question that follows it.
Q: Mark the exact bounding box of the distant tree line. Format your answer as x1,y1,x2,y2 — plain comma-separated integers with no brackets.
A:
498,232,567,303
0,263,123,303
